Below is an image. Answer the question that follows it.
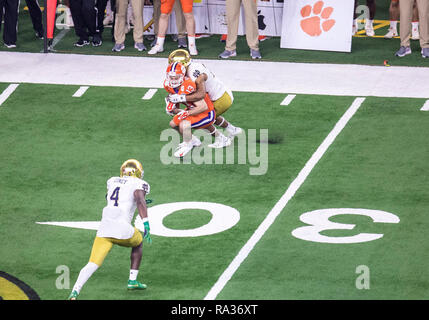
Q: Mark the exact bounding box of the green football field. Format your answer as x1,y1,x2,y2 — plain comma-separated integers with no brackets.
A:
1,82,429,301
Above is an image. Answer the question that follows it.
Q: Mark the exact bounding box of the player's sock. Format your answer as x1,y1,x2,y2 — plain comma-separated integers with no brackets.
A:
188,35,196,47
129,269,139,281
157,36,165,47
390,20,398,30
365,19,374,31
72,262,98,294
215,116,227,128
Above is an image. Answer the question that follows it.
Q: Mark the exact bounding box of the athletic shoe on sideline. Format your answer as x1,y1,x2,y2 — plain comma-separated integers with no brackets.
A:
112,43,125,52
36,30,44,39
74,39,90,47
178,37,187,48
250,49,262,59
395,46,411,57
148,44,164,55
219,49,236,59
92,34,102,47
384,28,398,39
365,26,375,37
422,48,429,58
134,42,146,51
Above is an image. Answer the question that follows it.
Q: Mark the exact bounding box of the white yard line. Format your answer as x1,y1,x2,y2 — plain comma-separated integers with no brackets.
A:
1,52,429,98
142,88,158,100
281,94,296,106
204,97,366,300
420,100,429,111
0,83,19,106
72,86,89,97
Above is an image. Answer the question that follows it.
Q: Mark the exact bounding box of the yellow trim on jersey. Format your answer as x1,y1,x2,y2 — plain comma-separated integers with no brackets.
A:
213,91,233,116
89,227,143,266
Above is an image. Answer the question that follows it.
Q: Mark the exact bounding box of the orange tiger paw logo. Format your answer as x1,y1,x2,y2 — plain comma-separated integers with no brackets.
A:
300,1,336,37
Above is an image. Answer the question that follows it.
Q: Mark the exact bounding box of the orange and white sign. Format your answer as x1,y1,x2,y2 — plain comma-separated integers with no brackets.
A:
280,0,354,52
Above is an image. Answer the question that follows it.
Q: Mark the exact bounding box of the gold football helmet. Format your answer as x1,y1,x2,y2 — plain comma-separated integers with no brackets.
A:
120,159,144,179
168,49,191,68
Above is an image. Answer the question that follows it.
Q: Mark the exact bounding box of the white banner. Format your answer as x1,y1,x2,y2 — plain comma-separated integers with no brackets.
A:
142,0,283,36
280,0,354,52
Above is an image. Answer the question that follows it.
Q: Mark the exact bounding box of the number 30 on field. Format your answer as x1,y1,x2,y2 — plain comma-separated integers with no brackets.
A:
291,208,400,244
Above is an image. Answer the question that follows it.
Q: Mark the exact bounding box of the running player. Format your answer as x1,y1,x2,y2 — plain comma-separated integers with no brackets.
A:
68,159,151,300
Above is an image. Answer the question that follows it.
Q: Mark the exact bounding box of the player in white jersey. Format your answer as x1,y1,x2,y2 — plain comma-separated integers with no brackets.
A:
68,159,152,300
167,49,242,148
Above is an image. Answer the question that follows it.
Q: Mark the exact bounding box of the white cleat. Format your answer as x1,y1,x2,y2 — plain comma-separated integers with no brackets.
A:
191,135,202,147
365,26,375,37
174,141,194,158
208,135,232,149
148,44,164,55
226,126,243,138
189,44,198,56
384,28,398,39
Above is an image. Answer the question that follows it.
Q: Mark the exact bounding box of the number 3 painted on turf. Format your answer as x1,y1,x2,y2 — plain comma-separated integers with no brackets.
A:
291,208,400,244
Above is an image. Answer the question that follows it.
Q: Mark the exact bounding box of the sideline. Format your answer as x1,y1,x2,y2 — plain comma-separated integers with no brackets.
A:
1,52,428,98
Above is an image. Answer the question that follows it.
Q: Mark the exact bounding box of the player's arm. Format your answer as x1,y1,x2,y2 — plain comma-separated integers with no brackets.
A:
169,74,208,103
188,98,208,116
134,189,152,243
134,189,148,220
176,98,208,121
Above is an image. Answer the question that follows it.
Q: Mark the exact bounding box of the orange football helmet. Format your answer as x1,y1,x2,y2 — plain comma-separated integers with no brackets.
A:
166,62,187,88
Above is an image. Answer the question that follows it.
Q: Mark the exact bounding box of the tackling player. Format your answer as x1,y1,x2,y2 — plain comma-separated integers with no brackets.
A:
164,61,231,158
167,49,242,146
68,159,152,300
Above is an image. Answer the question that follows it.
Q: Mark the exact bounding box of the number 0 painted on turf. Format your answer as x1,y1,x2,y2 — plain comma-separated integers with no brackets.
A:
291,208,400,244
134,202,240,237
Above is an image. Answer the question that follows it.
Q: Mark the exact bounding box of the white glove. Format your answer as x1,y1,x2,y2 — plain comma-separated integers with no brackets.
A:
169,94,187,103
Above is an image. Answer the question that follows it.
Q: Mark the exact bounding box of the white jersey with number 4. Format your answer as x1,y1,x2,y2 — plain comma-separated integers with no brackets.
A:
96,176,150,239
187,62,233,103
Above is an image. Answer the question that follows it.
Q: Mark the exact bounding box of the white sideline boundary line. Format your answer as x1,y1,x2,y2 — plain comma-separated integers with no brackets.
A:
142,88,158,100
281,94,296,106
72,86,89,97
1,52,429,99
420,100,429,111
204,97,366,300
0,83,19,106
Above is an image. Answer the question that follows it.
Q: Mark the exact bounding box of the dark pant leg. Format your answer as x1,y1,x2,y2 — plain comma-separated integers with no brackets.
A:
25,0,43,33
96,0,108,35
69,0,88,40
3,0,19,44
367,0,376,20
81,0,96,37
0,0,4,36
